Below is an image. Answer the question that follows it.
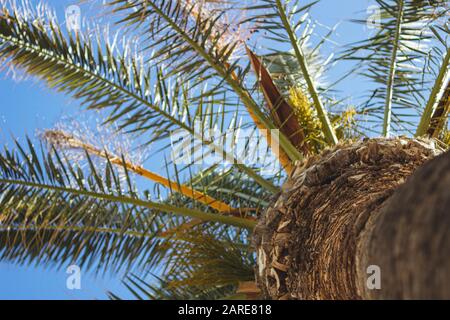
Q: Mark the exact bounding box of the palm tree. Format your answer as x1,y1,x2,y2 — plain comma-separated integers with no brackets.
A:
0,0,448,299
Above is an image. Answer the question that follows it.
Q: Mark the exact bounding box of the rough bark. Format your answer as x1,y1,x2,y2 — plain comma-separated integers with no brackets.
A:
359,148,450,299
253,137,446,300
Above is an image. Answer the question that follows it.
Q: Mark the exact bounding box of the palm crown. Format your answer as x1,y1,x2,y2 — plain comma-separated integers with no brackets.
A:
0,0,448,299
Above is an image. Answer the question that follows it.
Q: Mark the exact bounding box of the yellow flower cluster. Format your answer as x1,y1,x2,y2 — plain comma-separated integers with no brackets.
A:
333,107,357,140
440,130,450,148
289,87,325,153
289,87,357,154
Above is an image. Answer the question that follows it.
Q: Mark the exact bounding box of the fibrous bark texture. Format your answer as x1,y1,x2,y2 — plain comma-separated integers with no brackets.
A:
359,148,450,299
253,138,443,300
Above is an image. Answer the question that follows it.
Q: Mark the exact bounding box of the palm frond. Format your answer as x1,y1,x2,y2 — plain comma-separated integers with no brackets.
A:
0,5,173,141
0,139,163,273
158,164,271,235
428,76,450,138
109,228,254,300
260,22,339,98
0,138,259,278
383,0,405,137
105,0,304,165
343,0,449,136
43,129,234,212
246,47,309,172
0,2,278,193
0,139,256,232
245,0,338,145
416,25,450,137
110,274,239,300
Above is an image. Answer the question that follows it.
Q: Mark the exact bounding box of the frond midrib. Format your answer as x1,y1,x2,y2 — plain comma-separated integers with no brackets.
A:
0,178,257,229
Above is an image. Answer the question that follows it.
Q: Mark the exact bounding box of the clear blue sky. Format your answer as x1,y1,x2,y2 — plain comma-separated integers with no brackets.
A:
0,0,371,299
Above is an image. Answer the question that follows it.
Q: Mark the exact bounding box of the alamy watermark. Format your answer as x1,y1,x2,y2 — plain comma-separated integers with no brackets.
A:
365,0,449,36
170,121,281,175
66,264,81,290
366,4,381,32
366,265,381,290
65,5,81,33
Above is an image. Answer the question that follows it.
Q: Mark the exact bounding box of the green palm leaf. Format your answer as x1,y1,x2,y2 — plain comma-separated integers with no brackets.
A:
343,0,449,136
105,0,304,164
109,228,254,300
0,139,256,271
416,25,450,137
0,3,278,193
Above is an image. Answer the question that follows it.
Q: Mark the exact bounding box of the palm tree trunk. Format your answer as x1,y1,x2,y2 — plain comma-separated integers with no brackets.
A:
253,137,449,299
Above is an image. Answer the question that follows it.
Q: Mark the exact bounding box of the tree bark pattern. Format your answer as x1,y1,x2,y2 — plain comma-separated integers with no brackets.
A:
253,138,441,299
359,148,450,299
